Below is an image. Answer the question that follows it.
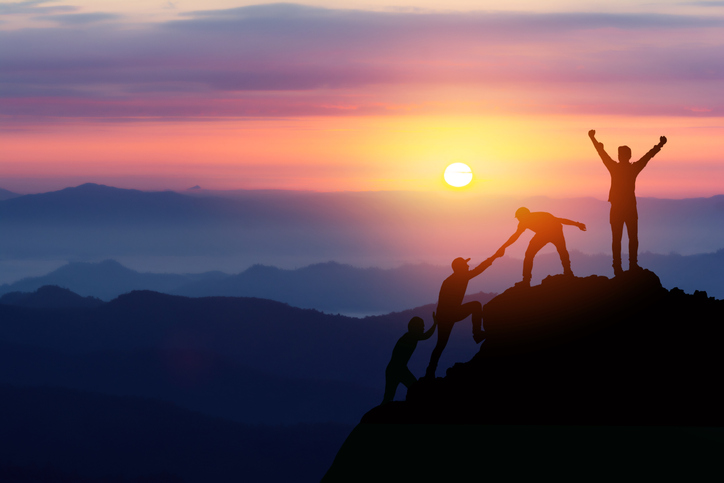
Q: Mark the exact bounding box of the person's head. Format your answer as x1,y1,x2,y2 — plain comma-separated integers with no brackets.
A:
618,145,632,163
451,257,470,273
515,207,530,221
408,316,424,335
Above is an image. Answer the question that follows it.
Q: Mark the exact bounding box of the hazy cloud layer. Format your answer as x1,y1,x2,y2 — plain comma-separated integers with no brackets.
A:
0,0,76,15
2,3,724,119
34,12,123,25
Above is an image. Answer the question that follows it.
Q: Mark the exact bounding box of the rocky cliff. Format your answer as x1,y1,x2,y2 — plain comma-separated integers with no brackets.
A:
323,270,724,481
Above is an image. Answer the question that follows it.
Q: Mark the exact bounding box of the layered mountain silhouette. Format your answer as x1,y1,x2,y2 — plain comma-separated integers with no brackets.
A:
324,270,724,481
2,184,723,278
0,259,227,302
0,286,492,481
0,287,493,424
0,285,104,309
0,259,489,313
3,252,723,313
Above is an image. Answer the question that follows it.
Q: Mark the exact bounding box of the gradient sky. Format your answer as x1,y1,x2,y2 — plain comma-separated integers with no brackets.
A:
2,0,724,196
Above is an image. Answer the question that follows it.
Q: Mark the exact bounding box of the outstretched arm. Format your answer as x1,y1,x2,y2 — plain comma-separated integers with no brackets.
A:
499,225,525,251
558,218,587,231
467,242,509,279
420,313,438,340
468,256,494,278
635,136,666,170
588,129,615,169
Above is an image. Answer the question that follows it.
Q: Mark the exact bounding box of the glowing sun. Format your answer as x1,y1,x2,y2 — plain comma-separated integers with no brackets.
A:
444,162,473,187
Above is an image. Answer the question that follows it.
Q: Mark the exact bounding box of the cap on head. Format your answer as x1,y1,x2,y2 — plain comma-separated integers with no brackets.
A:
408,316,424,332
515,207,530,219
618,145,631,162
451,257,471,272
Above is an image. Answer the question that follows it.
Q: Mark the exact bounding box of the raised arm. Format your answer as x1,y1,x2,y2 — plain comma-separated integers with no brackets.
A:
420,313,439,340
588,129,615,169
635,136,666,171
557,218,587,231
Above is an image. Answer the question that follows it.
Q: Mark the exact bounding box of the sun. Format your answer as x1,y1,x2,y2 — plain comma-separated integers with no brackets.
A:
444,162,473,188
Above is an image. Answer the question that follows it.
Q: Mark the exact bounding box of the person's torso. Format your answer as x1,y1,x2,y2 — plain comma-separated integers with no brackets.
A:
608,162,640,205
524,211,561,234
436,273,468,317
389,334,418,366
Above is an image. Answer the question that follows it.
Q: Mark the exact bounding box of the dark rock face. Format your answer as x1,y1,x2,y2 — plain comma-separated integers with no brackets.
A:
324,271,724,481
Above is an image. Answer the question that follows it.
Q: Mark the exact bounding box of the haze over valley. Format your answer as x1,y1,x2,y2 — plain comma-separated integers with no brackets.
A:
1,184,722,307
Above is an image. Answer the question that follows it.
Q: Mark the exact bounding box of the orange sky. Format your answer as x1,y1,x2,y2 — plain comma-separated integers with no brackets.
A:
3,114,722,198
1,2,723,196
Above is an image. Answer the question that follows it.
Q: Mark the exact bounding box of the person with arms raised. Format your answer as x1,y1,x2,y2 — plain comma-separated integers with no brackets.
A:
588,130,667,276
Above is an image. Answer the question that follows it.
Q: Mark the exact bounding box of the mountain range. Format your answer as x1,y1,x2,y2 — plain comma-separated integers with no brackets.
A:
0,286,495,420
0,284,493,481
1,251,722,315
1,272,721,481
1,184,722,278
1,183,722,481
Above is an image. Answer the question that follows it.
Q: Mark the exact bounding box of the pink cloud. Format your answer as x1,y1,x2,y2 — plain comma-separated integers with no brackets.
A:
2,5,724,121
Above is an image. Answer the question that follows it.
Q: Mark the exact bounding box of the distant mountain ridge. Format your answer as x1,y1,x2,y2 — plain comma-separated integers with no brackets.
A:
0,187,20,201
1,251,722,314
2,184,723,272
0,259,227,302
0,285,103,309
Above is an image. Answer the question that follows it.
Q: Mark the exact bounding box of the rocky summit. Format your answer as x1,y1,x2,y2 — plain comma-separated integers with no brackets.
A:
324,270,724,481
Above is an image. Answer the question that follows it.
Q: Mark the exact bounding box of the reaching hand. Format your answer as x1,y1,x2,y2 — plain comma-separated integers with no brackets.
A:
588,130,596,138
578,222,587,231
659,136,667,147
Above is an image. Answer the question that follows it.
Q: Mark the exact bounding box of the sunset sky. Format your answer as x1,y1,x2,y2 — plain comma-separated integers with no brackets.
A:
2,0,723,197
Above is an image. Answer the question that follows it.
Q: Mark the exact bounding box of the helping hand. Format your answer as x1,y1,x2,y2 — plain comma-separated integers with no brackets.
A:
659,136,667,147
578,222,587,231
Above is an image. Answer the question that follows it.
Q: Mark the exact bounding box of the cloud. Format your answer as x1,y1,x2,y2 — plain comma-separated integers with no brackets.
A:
34,12,123,25
2,4,724,120
0,0,76,15
681,1,724,6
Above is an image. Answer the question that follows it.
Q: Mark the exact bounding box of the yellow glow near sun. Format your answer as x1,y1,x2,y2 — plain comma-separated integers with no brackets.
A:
444,162,473,187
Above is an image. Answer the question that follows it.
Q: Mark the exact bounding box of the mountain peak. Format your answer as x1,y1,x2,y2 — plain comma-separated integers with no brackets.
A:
324,270,724,480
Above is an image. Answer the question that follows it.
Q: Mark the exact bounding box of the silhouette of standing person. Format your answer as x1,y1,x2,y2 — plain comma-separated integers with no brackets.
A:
425,252,502,379
588,130,667,276
498,208,586,287
382,315,437,404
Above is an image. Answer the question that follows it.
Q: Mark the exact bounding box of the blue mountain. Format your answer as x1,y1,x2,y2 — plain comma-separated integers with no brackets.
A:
0,187,19,201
